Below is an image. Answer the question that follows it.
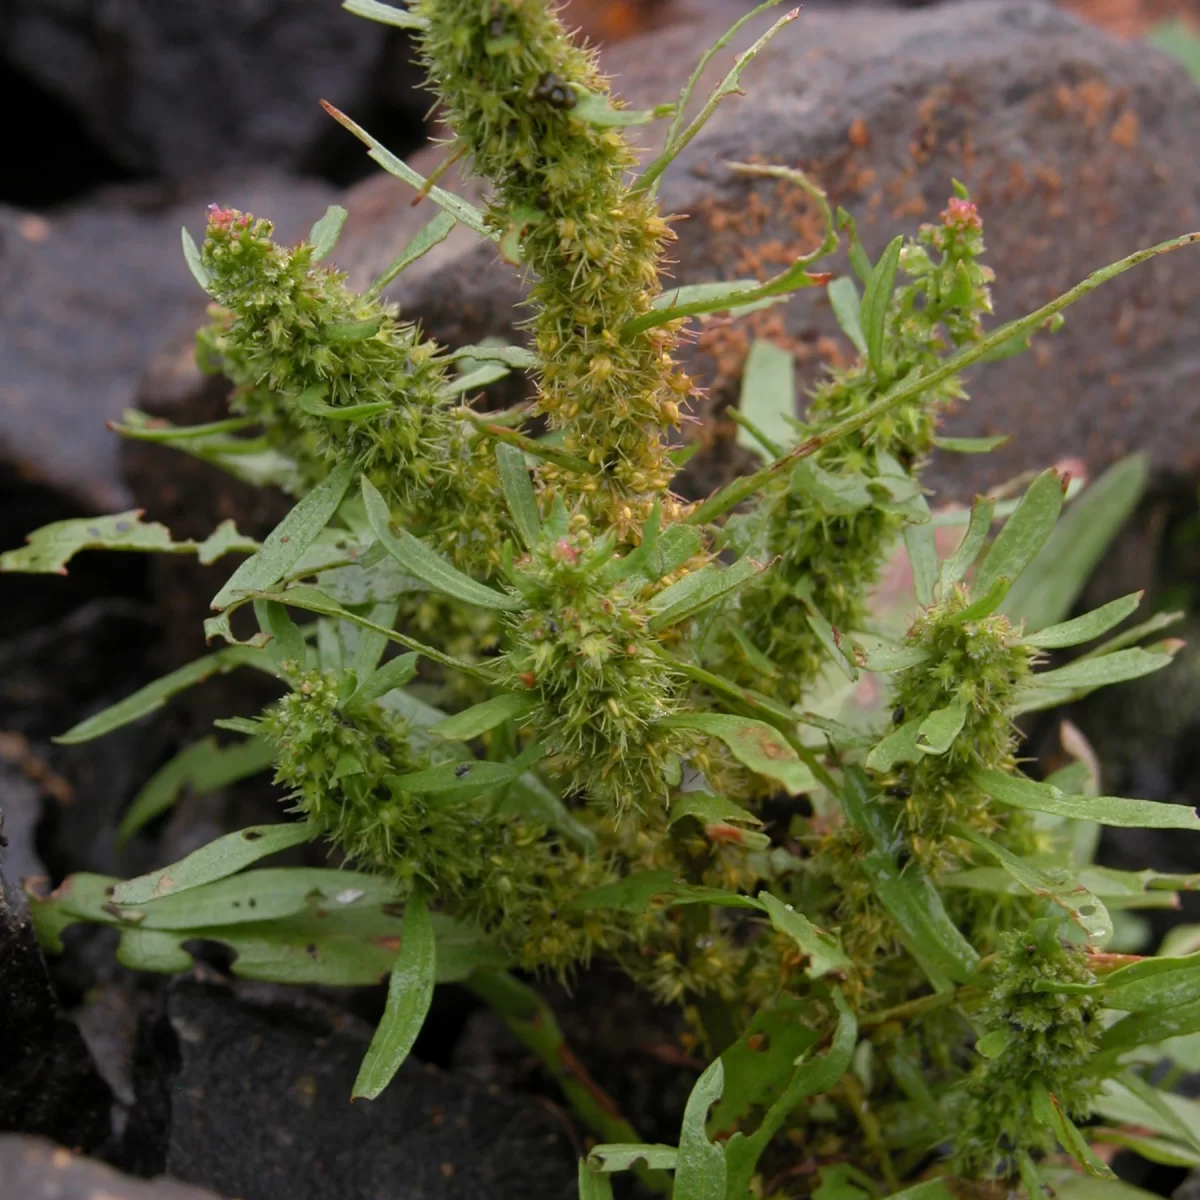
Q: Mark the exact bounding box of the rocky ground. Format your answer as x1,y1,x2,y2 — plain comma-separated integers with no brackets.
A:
3,1,1200,1197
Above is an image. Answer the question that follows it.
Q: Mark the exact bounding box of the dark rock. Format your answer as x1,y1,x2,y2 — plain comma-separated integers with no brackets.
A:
0,174,335,513
0,870,112,1150
328,0,1200,501
0,1135,225,1200
0,1,425,186
125,977,578,1200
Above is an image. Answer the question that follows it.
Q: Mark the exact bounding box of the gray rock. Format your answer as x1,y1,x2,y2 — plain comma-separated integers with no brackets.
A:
0,174,335,512
0,0,421,183
328,0,1200,502
124,978,578,1200
0,870,112,1151
0,1135,225,1200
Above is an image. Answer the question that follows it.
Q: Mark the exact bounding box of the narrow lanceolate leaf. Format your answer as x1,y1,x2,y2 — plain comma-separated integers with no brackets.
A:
722,990,858,1200
293,388,388,420
213,460,356,610
658,714,816,795
570,87,667,127
1031,1083,1116,1179
391,759,526,800
353,892,436,1099
564,871,765,916
646,557,766,632
952,825,1111,944
366,210,456,298
673,1059,726,1200
736,339,796,462
308,204,348,260
973,768,1200,831
585,1145,678,1173
758,893,852,979
428,693,538,741
181,227,212,292
828,276,868,356
112,822,314,905
361,477,519,610
56,647,276,744
1028,647,1175,693
342,0,427,29
1025,593,1143,650
939,497,995,596
118,736,276,844
904,518,938,608
1100,998,1200,1057
443,362,510,395
916,699,968,755
972,468,1064,600
865,717,926,773
847,633,929,673
668,791,761,829
1004,454,1147,631
321,102,489,237
342,652,420,714
861,235,903,375
495,442,541,550
931,435,1011,454
578,1163,615,1200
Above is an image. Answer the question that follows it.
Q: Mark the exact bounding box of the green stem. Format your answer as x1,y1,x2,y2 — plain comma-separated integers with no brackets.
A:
466,969,672,1195
688,231,1200,526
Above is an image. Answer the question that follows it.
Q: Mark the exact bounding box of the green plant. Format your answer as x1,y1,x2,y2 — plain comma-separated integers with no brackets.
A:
8,1,1200,1195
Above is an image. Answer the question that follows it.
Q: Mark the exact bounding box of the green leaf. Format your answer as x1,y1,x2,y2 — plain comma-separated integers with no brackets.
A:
496,773,597,853
668,792,761,829
790,459,873,516
904,518,938,608
1003,455,1147,631
828,276,867,356
1041,1168,1163,1200
646,557,766,632
674,1058,725,1200
1031,1082,1116,1178
366,210,457,299
1100,998,1200,1056
322,102,488,237
255,599,308,670
861,235,903,375
803,606,859,682
951,825,1111,944
119,736,276,844
931,435,1010,454
293,387,388,420
353,892,436,1099
428,693,538,741
973,468,1064,600
308,204,348,260
837,207,873,284
111,822,314,905
1086,609,1185,658
973,767,1200,831
1118,1071,1200,1157
577,1161,615,1200
55,646,276,744
915,699,968,755
570,87,667,127
361,477,520,611
342,652,420,714
865,717,926,772
736,340,795,462
847,634,929,673
213,459,356,610
658,714,816,795
1025,592,1143,650
341,0,427,28
443,362,510,395
723,989,857,1199
1027,647,1174,693
881,1183,957,1199
181,227,212,292
564,871,764,916
759,893,852,979
1148,18,1200,82
0,511,189,574
496,442,541,550
392,758,527,800
585,1145,678,1173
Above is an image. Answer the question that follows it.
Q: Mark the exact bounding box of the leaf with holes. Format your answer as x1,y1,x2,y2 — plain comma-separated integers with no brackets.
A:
659,714,816,794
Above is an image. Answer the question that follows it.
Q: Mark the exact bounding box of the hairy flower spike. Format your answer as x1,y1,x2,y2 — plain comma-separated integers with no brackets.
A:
414,0,692,530
199,209,507,572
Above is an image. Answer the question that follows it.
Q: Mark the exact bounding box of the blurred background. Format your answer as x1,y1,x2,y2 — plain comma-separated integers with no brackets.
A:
3,2,1200,1198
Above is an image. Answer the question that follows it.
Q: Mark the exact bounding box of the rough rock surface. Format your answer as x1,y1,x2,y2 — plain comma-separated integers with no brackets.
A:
0,871,112,1152
0,1,415,183
324,0,1200,502
0,174,335,513
124,978,578,1200
0,1136,225,1200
